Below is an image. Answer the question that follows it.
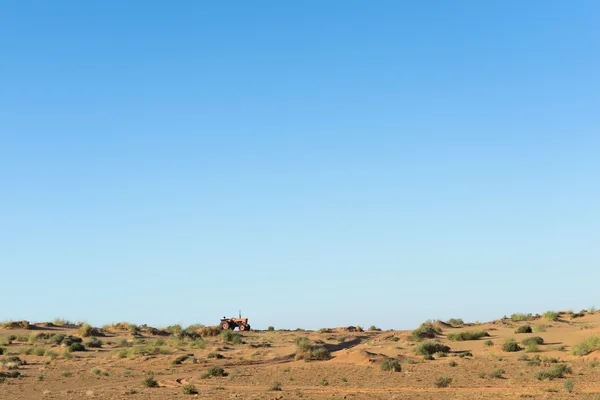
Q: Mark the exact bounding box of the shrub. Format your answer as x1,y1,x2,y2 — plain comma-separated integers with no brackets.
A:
182,384,198,394
542,311,559,321
502,339,522,352
409,323,441,341
142,376,159,387
269,381,282,391
434,375,452,388
220,330,242,344
201,366,226,378
511,313,533,322
368,325,381,331
448,360,457,367
294,337,331,361
447,331,489,341
414,341,450,356
484,340,494,347
525,343,539,353
571,335,600,356
79,323,93,337
522,337,544,346
171,355,190,365
446,318,464,326
515,325,532,334
489,368,505,379
69,343,86,352
527,355,542,366
478,371,486,378
380,359,402,372
267,326,275,332
533,364,572,380
91,367,101,375
86,337,102,349
563,379,574,393
303,347,331,361
458,351,473,358
532,324,547,332
207,352,224,359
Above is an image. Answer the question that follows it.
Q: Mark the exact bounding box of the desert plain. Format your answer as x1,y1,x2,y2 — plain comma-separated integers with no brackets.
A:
1,310,600,399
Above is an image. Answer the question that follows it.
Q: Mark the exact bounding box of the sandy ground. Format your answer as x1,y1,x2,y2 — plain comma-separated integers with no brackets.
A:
1,311,599,399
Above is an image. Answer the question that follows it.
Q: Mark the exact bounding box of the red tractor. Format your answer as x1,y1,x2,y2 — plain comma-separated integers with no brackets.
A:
220,311,251,331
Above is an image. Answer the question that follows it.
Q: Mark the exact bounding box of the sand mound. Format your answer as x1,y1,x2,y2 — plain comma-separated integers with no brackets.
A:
433,320,452,329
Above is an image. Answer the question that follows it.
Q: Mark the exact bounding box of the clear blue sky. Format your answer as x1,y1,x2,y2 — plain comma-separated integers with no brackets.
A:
1,1,599,330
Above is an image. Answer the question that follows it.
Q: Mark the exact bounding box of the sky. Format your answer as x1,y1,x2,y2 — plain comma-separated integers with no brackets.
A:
1,1,599,330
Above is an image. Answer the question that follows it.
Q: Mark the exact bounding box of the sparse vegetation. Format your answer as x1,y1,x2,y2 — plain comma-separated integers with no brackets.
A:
182,384,198,394
414,341,450,357
563,379,574,393
410,322,442,341
142,376,159,388
220,330,242,344
446,318,464,326
484,340,494,347
502,338,522,352
515,325,532,334
267,326,275,332
534,364,572,380
294,337,331,361
511,313,533,322
201,366,226,378
542,311,559,321
380,358,402,372
85,337,102,348
571,335,600,356
448,360,457,367
447,330,489,341
434,375,452,388
269,381,282,391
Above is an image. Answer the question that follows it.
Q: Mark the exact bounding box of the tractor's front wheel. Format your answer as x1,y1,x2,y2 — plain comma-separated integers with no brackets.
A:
221,321,230,330
239,324,247,331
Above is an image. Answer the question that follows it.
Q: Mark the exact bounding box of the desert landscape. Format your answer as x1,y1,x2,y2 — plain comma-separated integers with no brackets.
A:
1,309,599,399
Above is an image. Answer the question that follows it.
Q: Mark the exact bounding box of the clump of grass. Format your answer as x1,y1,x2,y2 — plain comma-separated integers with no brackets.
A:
478,371,486,378
171,355,190,365
207,352,224,359
182,383,198,394
294,337,331,361
448,360,457,367
533,364,572,380
571,335,600,356
142,376,159,387
484,340,494,347
502,339,522,352
522,337,544,346
563,379,574,393
62,371,72,377
368,325,381,331
434,375,452,388
409,322,441,341
220,330,242,345
515,325,532,334
446,318,464,326
532,324,547,333
414,341,450,357
91,367,101,375
447,331,489,341
380,359,402,372
542,311,559,322
458,351,473,358
320,378,329,386
201,366,226,378
489,368,505,379
511,313,533,322
269,381,282,391
85,337,102,349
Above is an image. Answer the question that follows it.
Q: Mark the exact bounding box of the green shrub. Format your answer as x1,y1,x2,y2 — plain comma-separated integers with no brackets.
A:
267,326,275,332
571,335,600,356
489,368,505,379
458,351,473,358
434,375,452,388
380,359,401,372
522,336,544,346
525,343,539,353
79,323,93,337
448,360,457,367
409,323,441,341
502,339,522,352
86,337,102,348
484,340,493,347
368,325,381,331
414,341,450,356
207,352,224,359
532,324,547,332
201,366,226,378
142,376,159,387
304,347,331,361
446,318,464,326
220,330,242,344
563,379,574,393
511,313,533,322
447,331,489,341
515,325,532,334
534,364,572,380
69,343,86,352
182,384,198,394
542,311,559,321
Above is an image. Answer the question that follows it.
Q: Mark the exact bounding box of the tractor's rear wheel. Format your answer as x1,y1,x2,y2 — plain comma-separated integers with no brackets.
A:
246,325,251,331
239,324,246,331
221,321,230,330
